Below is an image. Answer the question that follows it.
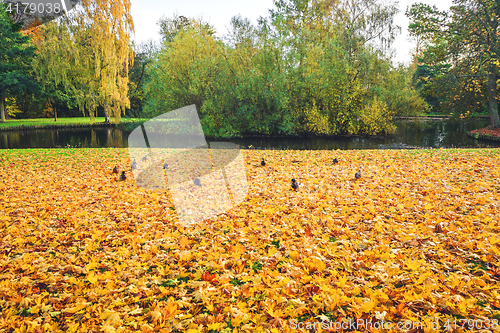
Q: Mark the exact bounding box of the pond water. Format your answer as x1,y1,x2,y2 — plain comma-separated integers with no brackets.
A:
1,118,498,150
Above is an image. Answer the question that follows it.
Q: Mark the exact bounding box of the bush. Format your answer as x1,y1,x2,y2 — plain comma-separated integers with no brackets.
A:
358,98,396,135
296,101,331,135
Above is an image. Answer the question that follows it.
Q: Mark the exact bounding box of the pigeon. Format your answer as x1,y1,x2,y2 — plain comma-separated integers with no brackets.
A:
131,160,138,170
112,166,119,174
261,158,266,166
194,178,202,186
291,178,299,191
120,171,127,181
142,155,148,162
163,162,168,169
332,158,338,164
355,170,362,179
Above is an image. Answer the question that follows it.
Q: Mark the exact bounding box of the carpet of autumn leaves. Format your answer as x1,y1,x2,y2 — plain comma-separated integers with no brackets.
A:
1,148,500,333
470,127,500,140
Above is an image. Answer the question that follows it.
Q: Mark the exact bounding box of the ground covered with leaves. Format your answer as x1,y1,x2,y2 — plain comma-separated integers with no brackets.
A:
0,148,499,333
469,127,500,142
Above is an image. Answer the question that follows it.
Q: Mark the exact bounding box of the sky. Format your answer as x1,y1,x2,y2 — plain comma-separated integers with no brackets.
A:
130,0,453,65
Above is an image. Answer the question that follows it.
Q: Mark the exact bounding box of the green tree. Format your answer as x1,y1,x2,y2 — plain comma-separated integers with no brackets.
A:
31,22,75,122
225,15,256,48
143,24,225,119
269,0,407,135
128,40,159,117
381,65,430,117
157,14,215,43
0,2,39,123
407,0,500,127
331,0,401,58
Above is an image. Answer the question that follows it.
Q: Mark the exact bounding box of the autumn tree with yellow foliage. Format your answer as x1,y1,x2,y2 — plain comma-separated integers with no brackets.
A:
32,0,134,123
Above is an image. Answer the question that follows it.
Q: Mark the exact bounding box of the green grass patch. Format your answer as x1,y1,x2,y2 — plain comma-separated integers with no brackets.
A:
0,117,149,131
0,117,106,127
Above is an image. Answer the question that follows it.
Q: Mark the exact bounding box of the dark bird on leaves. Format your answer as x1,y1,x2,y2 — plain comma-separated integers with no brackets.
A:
112,166,119,174
194,178,202,186
120,171,127,181
355,170,362,179
261,158,266,166
291,178,299,191
142,155,148,162
332,158,338,164
131,160,138,170
163,162,168,169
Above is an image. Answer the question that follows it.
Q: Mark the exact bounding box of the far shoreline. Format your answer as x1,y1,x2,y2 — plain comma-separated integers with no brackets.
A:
0,114,491,133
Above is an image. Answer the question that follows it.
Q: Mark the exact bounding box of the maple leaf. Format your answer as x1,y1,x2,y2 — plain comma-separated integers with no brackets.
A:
201,271,217,283
207,322,223,330
87,271,99,284
304,285,321,296
63,303,87,314
149,310,162,322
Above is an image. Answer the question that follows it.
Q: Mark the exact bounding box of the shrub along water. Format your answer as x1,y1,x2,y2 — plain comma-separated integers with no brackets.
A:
143,3,428,138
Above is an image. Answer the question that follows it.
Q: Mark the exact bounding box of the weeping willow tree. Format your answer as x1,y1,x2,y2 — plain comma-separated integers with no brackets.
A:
33,0,134,123
30,23,68,121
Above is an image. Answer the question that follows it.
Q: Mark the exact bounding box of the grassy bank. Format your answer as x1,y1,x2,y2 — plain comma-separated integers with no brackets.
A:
398,112,490,119
0,117,149,131
0,148,499,332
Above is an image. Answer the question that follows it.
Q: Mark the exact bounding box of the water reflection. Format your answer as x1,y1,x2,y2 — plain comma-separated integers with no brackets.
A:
228,118,499,150
0,118,498,149
0,128,129,149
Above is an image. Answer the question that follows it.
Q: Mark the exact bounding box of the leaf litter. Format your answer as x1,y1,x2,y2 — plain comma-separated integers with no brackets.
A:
0,148,499,332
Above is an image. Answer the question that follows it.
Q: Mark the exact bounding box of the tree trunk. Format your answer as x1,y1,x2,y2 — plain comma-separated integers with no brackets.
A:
104,103,110,123
54,105,57,122
0,96,5,123
488,62,500,128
